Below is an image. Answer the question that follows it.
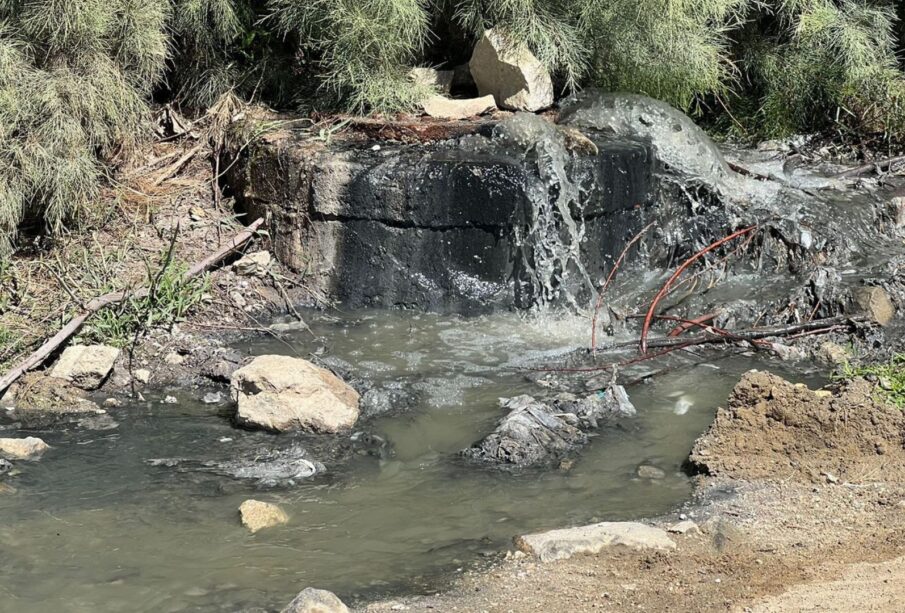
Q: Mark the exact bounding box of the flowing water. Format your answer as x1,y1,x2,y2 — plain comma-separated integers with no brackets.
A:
0,309,823,612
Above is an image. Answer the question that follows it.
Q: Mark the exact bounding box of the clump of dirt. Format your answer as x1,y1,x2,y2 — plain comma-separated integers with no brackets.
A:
687,370,905,483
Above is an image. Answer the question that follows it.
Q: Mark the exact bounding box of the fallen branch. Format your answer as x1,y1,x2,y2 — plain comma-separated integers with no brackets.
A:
590,222,656,351
0,218,265,396
666,312,718,337
152,143,204,187
640,225,758,354
835,155,905,179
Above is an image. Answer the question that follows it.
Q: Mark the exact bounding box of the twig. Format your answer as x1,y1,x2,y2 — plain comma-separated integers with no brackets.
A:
640,225,758,354
151,143,204,187
590,222,656,351
0,219,264,396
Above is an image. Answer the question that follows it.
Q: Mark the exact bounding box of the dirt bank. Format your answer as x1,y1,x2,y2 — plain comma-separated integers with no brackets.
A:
362,371,905,612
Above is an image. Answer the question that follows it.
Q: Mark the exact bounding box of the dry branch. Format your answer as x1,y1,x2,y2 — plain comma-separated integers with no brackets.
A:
0,218,265,396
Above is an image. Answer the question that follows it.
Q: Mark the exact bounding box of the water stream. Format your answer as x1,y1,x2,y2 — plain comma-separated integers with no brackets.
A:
0,309,822,612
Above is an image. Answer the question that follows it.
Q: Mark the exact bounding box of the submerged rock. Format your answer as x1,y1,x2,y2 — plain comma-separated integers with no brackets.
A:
231,355,360,433
50,344,119,390
469,29,553,112
148,443,323,487
239,499,288,533
0,437,49,461
515,521,676,562
462,387,635,467
0,373,107,429
281,587,349,613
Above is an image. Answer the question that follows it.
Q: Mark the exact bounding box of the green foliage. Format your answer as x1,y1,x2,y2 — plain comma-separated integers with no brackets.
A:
82,261,210,348
4,0,905,257
838,353,905,409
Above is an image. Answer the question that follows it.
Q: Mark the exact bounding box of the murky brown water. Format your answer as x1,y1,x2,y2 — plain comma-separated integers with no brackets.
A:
0,309,821,612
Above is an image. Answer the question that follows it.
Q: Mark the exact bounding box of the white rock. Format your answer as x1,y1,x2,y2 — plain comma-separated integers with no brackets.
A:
239,499,288,533
514,521,676,562
0,437,49,461
469,29,553,112
50,345,120,390
281,587,349,613
231,355,360,433
667,520,700,535
234,250,272,277
134,369,151,384
421,94,497,120
409,67,454,94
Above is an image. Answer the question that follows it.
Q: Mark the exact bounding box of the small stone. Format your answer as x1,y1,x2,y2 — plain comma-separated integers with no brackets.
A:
823,472,838,484
103,398,122,408
281,587,349,613
421,94,497,120
240,499,289,534
162,396,178,404
202,391,223,404
234,251,272,277
134,369,151,384
814,389,833,398
229,291,247,309
189,206,206,221
50,345,120,390
0,437,49,461
889,195,905,228
818,342,849,366
164,352,185,365
637,465,666,480
853,286,895,326
667,520,700,534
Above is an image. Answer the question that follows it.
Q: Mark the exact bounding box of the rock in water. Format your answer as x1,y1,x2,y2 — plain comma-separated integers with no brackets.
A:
281,587,349,613
469,29,553,112
50,345,120,390
0,437,49,461
515,521,676,562
231,355,360,433
462,387,635,467
421,94,497,120
239,499,288,533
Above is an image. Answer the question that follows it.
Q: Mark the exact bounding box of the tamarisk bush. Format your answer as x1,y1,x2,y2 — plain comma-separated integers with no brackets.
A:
2,0,905,255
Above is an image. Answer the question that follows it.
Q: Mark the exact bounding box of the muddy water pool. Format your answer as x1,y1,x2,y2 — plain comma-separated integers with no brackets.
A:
0,309,823,612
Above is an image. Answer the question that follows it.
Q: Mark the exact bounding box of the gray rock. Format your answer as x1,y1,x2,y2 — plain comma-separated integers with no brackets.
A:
281,587,349,613
421,94,497,120
462,387,635,467
231,355,360,433
50,345,120,390
515,521,676,562
468,29,553,112
0,458,13,474
202,391,223,404
0,437,49,461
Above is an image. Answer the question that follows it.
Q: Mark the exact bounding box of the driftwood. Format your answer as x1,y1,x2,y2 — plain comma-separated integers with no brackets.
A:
835,154,905,179
0,218,265,396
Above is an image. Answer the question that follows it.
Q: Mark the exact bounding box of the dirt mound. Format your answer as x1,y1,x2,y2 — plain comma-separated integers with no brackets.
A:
688,370,905,483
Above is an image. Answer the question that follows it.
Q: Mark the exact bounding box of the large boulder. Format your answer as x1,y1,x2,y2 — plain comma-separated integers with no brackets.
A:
0,437,49,461
281,588,349,613
50,344,120,390
515,521,676,562
231,355,360,433
469,29,553,112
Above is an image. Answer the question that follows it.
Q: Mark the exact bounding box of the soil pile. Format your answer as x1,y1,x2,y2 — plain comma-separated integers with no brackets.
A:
688,370,905,483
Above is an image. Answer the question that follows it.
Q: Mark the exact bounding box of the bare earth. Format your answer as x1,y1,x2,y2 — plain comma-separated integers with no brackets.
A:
363,371,905,612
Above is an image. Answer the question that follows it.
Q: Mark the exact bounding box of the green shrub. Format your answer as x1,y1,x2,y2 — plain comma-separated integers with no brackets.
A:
838,353,905,409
